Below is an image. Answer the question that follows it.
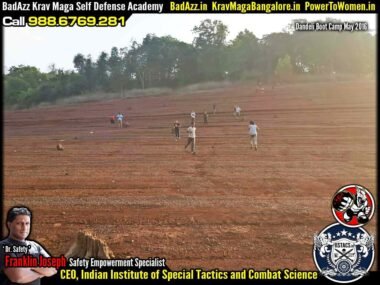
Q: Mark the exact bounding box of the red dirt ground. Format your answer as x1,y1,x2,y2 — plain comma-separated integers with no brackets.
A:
2,80,377,270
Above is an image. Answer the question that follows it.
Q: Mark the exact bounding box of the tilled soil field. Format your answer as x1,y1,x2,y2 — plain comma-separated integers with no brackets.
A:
2,80,376,270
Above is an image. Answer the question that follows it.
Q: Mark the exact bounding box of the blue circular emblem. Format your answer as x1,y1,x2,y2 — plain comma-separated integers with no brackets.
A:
313,223,374,283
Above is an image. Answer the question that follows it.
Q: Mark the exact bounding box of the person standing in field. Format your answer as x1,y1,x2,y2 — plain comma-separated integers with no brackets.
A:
203,111,209,124
213,104,216,114
185,122,196,154
255,79,265,94
234,105,241,118
173,120,181,141
116,112,124,128
110,115,116,124
248,120,259,150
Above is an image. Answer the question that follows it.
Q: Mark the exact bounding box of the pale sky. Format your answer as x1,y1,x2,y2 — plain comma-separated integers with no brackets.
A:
3,14,377,73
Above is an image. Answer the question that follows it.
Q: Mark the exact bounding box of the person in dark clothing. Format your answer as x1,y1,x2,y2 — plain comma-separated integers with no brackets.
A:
173,120,181,141
203,111,209,124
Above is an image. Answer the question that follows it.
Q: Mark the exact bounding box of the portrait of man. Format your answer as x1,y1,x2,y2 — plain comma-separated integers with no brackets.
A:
0,206,57,285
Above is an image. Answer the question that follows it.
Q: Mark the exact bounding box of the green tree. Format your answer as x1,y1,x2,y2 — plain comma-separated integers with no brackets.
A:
260,32,293,80
192,19,229,81
4,77,30,106
125,41,147,89
96,51,110,91
73,53,86,74
84,55,95,91
192,19,228,48
108,47,124,92
227,29,261,80
173,41,198,85
4,65,45,107
275,54,293,82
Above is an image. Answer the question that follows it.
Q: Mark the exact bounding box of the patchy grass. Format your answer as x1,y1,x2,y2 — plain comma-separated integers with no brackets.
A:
178,81,233,93
8,74,375,111
48,88,174,107
33,82,235,108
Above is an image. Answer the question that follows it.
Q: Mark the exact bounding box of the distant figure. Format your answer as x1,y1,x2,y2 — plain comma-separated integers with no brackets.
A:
256,80,265,94
248,120,259,150
185,122,196,154
271,80,276,90
56,144,64,151
234,105,241,118
116,112,124,128
213,104,216,114
110,115,115,124
190,111,196,124
124,111,130,128
173,120,180,141
203,111,208,124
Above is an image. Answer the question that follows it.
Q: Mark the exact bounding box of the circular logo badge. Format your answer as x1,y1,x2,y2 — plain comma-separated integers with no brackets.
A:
331,184,375,227
313,223,375,283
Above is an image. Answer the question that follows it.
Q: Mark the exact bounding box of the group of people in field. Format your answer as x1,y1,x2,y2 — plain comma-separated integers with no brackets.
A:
173,104,260,155
108,102,260,155
110,112,129,128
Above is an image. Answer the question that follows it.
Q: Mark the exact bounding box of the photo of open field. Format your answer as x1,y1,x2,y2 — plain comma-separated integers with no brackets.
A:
3,79,376,270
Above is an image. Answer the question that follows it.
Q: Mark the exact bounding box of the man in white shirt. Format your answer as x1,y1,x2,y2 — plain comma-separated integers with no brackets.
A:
116,112,124,128
234,105,241,118
236,106,241,116
248,121,259,150
185,122,196,154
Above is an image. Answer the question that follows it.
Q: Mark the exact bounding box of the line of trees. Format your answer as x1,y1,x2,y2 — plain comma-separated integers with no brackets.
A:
4,18,376,109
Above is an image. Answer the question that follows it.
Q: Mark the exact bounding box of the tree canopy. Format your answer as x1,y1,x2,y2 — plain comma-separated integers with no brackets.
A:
4,19,375,109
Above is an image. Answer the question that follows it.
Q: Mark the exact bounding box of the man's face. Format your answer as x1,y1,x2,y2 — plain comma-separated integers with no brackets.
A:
7,215,31,241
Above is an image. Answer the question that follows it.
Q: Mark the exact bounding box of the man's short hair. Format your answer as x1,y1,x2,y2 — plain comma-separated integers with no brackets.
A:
6,207,32,223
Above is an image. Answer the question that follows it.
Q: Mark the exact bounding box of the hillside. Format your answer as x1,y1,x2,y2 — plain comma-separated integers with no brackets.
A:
3,80,376,270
